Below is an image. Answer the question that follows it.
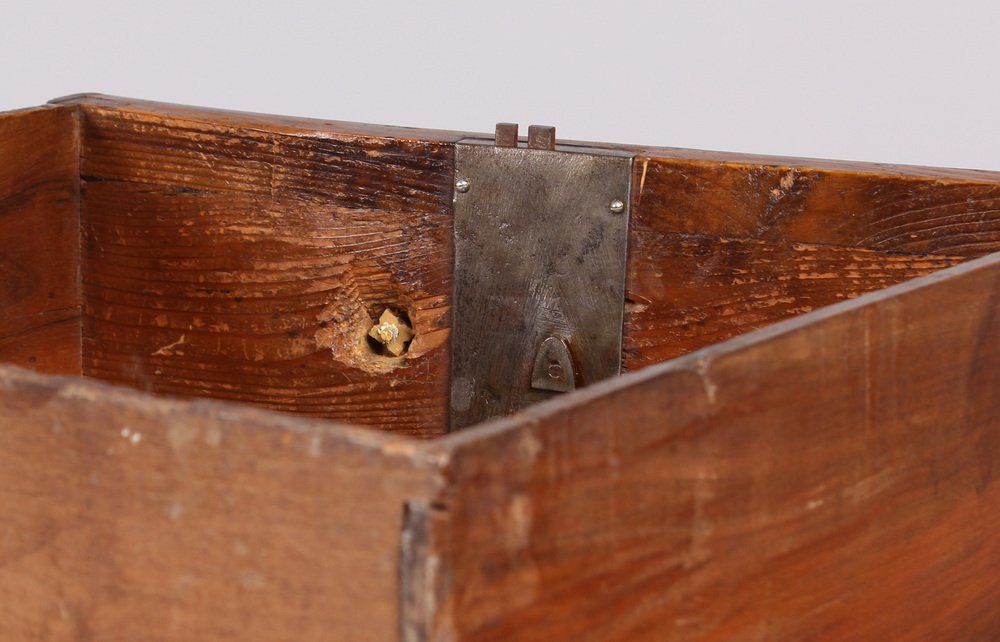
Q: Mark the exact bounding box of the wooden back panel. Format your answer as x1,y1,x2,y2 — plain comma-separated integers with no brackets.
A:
0,364,442,641
66,98,461,437
425,252,1000,641
1,96,993,437
5,95,1000,430
0,106,81,373
624,153,1000,368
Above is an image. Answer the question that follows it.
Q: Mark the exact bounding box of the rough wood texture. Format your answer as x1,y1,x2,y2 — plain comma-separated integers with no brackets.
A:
425,253,1000,641
0,106,80,373
34,95,1000,425
0,364,443,642
624,155,1000,366
2,96,1000,641
73,98,459,437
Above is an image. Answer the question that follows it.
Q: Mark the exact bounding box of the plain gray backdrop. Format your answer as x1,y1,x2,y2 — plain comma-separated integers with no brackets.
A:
4,0,999,169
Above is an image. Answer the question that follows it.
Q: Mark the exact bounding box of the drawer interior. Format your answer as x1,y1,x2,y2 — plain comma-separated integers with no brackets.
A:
2,98,997,438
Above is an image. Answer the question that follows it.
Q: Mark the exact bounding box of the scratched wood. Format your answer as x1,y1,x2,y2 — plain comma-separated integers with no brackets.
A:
623,155,1000,366
0,364,443,642
69,98,460,437
420,252,1000,641
0,105,80,373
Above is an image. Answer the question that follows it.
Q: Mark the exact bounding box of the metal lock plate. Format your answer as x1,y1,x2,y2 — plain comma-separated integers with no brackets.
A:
450,130,632,430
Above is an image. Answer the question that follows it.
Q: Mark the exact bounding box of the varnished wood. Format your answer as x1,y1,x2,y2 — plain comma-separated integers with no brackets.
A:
76,100,457,437
422,252,1000,641
0,106,80,373
624,234,964,367
0,364,443,641
22,95,1000,419
2,96,1000,641
624,155,1000,366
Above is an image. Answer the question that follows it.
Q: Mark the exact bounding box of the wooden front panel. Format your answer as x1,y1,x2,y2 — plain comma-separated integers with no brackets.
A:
0,106,81,373
75,101,459,437
429,253,1000,641
624,155,1000,367
0,364,442,641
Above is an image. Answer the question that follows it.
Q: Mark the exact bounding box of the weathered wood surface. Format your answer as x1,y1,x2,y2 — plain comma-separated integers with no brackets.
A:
20,95,1000,428
72,98,458,437
624,155,1000,366
2,96,1000,640
0,106,80,373
0,364,443,641
425,252,1000,641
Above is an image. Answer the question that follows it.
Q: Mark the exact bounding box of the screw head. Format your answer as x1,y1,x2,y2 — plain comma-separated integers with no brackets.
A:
609,199,625,214
455,178,471,193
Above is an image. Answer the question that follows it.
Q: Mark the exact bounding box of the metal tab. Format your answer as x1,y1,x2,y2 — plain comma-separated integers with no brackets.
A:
450,129,632,430
495,122,519,148
527,125,556,151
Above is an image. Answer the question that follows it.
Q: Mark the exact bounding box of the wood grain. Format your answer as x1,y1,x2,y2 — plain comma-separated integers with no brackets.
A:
632,156,1000,255
76,101,458,437
624,155,1000,366
624,234,963,366
0,363,443,642
51,96,1000,415
0,105,80,373
0,96,997,639
424,252,1000,641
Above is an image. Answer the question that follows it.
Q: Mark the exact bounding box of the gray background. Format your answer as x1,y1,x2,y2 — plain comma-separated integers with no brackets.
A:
5,0,998,169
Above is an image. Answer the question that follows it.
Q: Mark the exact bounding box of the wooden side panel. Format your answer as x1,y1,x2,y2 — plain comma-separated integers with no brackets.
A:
0,365,442,642
78,103,456,437
625,156,1000,366
0,106,80,373
431,253,1000,641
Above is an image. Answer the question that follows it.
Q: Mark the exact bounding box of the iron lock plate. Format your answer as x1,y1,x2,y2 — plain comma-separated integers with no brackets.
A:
450,135,633,430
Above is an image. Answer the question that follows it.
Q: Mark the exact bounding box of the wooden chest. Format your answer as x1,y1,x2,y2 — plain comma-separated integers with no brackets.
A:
1,95,998,641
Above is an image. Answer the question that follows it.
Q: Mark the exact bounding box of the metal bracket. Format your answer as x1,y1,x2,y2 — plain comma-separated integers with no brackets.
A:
449,124,633,430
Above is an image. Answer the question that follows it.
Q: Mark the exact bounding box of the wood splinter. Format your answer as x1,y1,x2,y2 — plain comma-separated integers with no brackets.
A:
368,309,414,356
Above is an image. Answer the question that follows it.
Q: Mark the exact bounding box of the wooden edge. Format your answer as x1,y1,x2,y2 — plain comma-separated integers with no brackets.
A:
46,94,1000,181
631,152,1000,188
48,93,475,144
630,148,1000,183
400,499,454,642
0,102,74,119
0,362,430,458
